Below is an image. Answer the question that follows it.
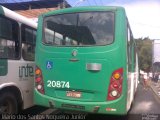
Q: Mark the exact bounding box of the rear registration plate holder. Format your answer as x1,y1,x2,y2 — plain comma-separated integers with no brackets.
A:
66,91,81,98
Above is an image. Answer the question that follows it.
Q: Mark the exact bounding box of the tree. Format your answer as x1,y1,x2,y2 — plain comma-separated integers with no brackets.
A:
135,37,152,72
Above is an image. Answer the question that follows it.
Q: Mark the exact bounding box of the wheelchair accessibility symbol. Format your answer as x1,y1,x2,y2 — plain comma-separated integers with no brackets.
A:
46,61,53,70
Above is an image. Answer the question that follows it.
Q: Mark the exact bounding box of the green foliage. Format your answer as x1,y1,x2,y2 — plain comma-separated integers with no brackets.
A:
135,37,152,72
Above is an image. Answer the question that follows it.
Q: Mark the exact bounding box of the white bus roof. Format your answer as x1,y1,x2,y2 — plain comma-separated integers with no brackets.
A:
0,5,37,29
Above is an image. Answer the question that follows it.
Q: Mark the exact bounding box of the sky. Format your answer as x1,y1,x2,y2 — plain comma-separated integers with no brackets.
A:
67,0,160,39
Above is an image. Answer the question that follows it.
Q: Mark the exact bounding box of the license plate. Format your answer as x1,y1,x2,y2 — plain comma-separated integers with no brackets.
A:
66,91,81,98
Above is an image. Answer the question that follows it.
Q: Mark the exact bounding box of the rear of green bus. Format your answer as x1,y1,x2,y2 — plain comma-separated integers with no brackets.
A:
34,6,128,115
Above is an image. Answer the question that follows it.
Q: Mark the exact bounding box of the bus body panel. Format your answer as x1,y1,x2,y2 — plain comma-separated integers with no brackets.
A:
0,59,7,76
37,45,122,102
0,6,6,76
0,60,35,109
0,6,4,15
34,89,127,115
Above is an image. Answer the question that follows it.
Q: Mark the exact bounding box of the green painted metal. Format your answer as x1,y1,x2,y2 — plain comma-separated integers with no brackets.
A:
0,5,5,15
0,6,7,76
35,6,132,115
0,59,7,76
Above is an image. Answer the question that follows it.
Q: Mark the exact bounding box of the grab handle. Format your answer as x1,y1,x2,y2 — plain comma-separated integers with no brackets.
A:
86,63,101,71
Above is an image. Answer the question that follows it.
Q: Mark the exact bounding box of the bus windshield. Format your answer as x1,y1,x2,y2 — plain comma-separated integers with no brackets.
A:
43,11,114,46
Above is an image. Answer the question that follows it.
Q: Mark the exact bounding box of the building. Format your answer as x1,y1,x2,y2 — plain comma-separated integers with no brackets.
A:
0,0,71,22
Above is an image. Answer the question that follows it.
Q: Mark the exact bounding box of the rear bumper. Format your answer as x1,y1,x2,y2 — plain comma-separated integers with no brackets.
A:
34,90,127,115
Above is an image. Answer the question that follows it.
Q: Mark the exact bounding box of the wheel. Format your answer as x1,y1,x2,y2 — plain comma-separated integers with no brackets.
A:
0,92,18,114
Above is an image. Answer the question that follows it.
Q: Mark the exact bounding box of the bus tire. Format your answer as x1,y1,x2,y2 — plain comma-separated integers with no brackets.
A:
0,92,18,114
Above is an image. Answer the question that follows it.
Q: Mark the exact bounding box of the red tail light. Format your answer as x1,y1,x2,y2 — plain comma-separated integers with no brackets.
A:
107,68,123,101
35,66,45,94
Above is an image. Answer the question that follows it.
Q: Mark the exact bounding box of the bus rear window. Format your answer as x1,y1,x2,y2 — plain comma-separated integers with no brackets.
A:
43,11,114,46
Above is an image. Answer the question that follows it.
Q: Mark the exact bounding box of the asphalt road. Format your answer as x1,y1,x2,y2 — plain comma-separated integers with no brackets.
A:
127,83,160,120
129,83,160,114
12,83,160,120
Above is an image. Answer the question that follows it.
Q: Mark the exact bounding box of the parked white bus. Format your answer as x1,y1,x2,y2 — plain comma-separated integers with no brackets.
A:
0,5,37,114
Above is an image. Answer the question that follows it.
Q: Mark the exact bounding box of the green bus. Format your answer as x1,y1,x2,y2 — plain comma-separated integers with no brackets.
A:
34,6,139,115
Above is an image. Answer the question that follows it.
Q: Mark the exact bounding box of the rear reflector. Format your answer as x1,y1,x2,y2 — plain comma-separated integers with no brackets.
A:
106,108,117,112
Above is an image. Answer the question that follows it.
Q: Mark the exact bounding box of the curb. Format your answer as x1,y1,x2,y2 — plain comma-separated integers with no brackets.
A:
150,83,160,100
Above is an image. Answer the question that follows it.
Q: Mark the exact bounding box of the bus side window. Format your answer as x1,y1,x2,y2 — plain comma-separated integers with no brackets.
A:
127,24,132,72
21,24,36,61
0,16,19,59
127,22,134,72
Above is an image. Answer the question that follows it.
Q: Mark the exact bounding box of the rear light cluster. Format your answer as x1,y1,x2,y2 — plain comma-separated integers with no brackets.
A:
35,66,45,94
107,68,123,101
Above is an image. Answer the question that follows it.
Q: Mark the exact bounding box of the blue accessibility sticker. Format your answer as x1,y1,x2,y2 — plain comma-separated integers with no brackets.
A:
46,61,53,70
